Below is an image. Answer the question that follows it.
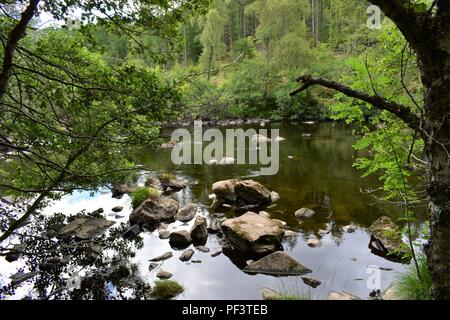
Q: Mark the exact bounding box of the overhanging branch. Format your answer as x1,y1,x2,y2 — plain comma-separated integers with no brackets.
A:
290,75,421,131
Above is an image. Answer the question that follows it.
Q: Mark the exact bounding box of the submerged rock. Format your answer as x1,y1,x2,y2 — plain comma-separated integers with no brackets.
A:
221,212,284,256
149,252,173,262
328,291,361,300
369,216,411,262
295,208,316,219
58,215,115,239
175,203,197,222
244,251,312,276
129,197,179,226
261,288,282,300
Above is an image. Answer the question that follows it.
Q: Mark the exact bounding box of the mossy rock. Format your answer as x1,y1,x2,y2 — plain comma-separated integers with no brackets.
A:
150,280,184,300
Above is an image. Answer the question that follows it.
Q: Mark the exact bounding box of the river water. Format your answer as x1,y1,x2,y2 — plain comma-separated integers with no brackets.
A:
0,122,424,300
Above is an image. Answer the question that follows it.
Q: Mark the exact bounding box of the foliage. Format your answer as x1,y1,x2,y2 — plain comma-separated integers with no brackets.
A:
393,256,432,300
131,187,160,208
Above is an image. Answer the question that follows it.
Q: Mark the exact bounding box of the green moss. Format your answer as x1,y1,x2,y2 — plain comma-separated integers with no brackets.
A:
393,256,432,300
131,187,160,208
159,173,176,182
150,280,184,300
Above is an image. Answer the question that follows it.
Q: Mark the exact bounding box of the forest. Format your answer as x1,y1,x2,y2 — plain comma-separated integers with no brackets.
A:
0,0,449,302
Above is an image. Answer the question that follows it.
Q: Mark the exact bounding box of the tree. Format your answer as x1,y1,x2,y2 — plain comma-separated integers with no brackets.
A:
0,0,210,242
291,0,450,299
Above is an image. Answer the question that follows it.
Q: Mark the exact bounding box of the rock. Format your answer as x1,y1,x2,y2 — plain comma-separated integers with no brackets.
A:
58,215,115,239
149,252,173,262
246,260,255,266
244,251,312,276
272,219,287,227
270,191,280,203
258,211,271,218
129,197,179,226
115,214,125,219
191,260,202,264
318,229,328,236
149,263,159,271
295,208,316,219
159,176,186,191
343,224,358,233
94,208,104,214
112,206,123,213
261,288,282,300
156,271,173,279
169,230,192,247
328,291,361,300
211,249,222,257
111,185,134,199
307,238,322,247
159,230,171,239
301,276,321,288
179,249,195,262
10,271,40,286
212,179,239,202
369,216,411,262
175,203,197,222
234,180,272,206
195,246,210,253
221,212,285,256
123,224,141,239
190,216,208,243
284,230,297,238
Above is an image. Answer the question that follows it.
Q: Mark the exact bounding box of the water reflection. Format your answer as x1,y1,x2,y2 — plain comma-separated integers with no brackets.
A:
0,122,425,300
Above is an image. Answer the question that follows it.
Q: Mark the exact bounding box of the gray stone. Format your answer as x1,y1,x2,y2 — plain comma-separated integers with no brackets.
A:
112,206,123,213
58,215,115,239
295,208,316,219
130,197,179,225
234,180,272,205
175,203,198,222
307,238,322,247
195,246,210,253
301,276,321,288
149,263,159,271
149,251,173,262
270,191,280,203
169,230,192,247
159,230,171,239
221,212,284,256
156,270,173,279
244,251,312,276
190,216,208,243
211,249,222,257
179,249,195,262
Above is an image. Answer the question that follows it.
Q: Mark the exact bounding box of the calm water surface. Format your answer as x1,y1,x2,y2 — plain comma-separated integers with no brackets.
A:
0,122,423,299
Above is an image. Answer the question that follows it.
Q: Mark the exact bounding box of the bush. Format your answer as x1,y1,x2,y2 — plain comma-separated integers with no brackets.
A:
131,187,159,208
393,256,432,300
150,280,184,300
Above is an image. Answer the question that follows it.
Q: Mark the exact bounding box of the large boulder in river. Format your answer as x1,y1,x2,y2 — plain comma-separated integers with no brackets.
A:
369,216,411,262
212,179,274,206
234,180,272,205
244,251,312,276
212,179,239,202
169,230,192,248
221,212,284,256
58,215,115,239
129,197,179,226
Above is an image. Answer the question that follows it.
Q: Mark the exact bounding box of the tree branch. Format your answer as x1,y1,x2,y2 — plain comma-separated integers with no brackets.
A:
290,75,421,131
0,0,40,100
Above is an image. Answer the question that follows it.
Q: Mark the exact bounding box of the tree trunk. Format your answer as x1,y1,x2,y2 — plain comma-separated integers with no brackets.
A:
421,46,450,299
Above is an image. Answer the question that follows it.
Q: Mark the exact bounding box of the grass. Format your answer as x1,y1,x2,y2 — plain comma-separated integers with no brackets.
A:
393,256,432,300
131,187,160,208
150,280,184,300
